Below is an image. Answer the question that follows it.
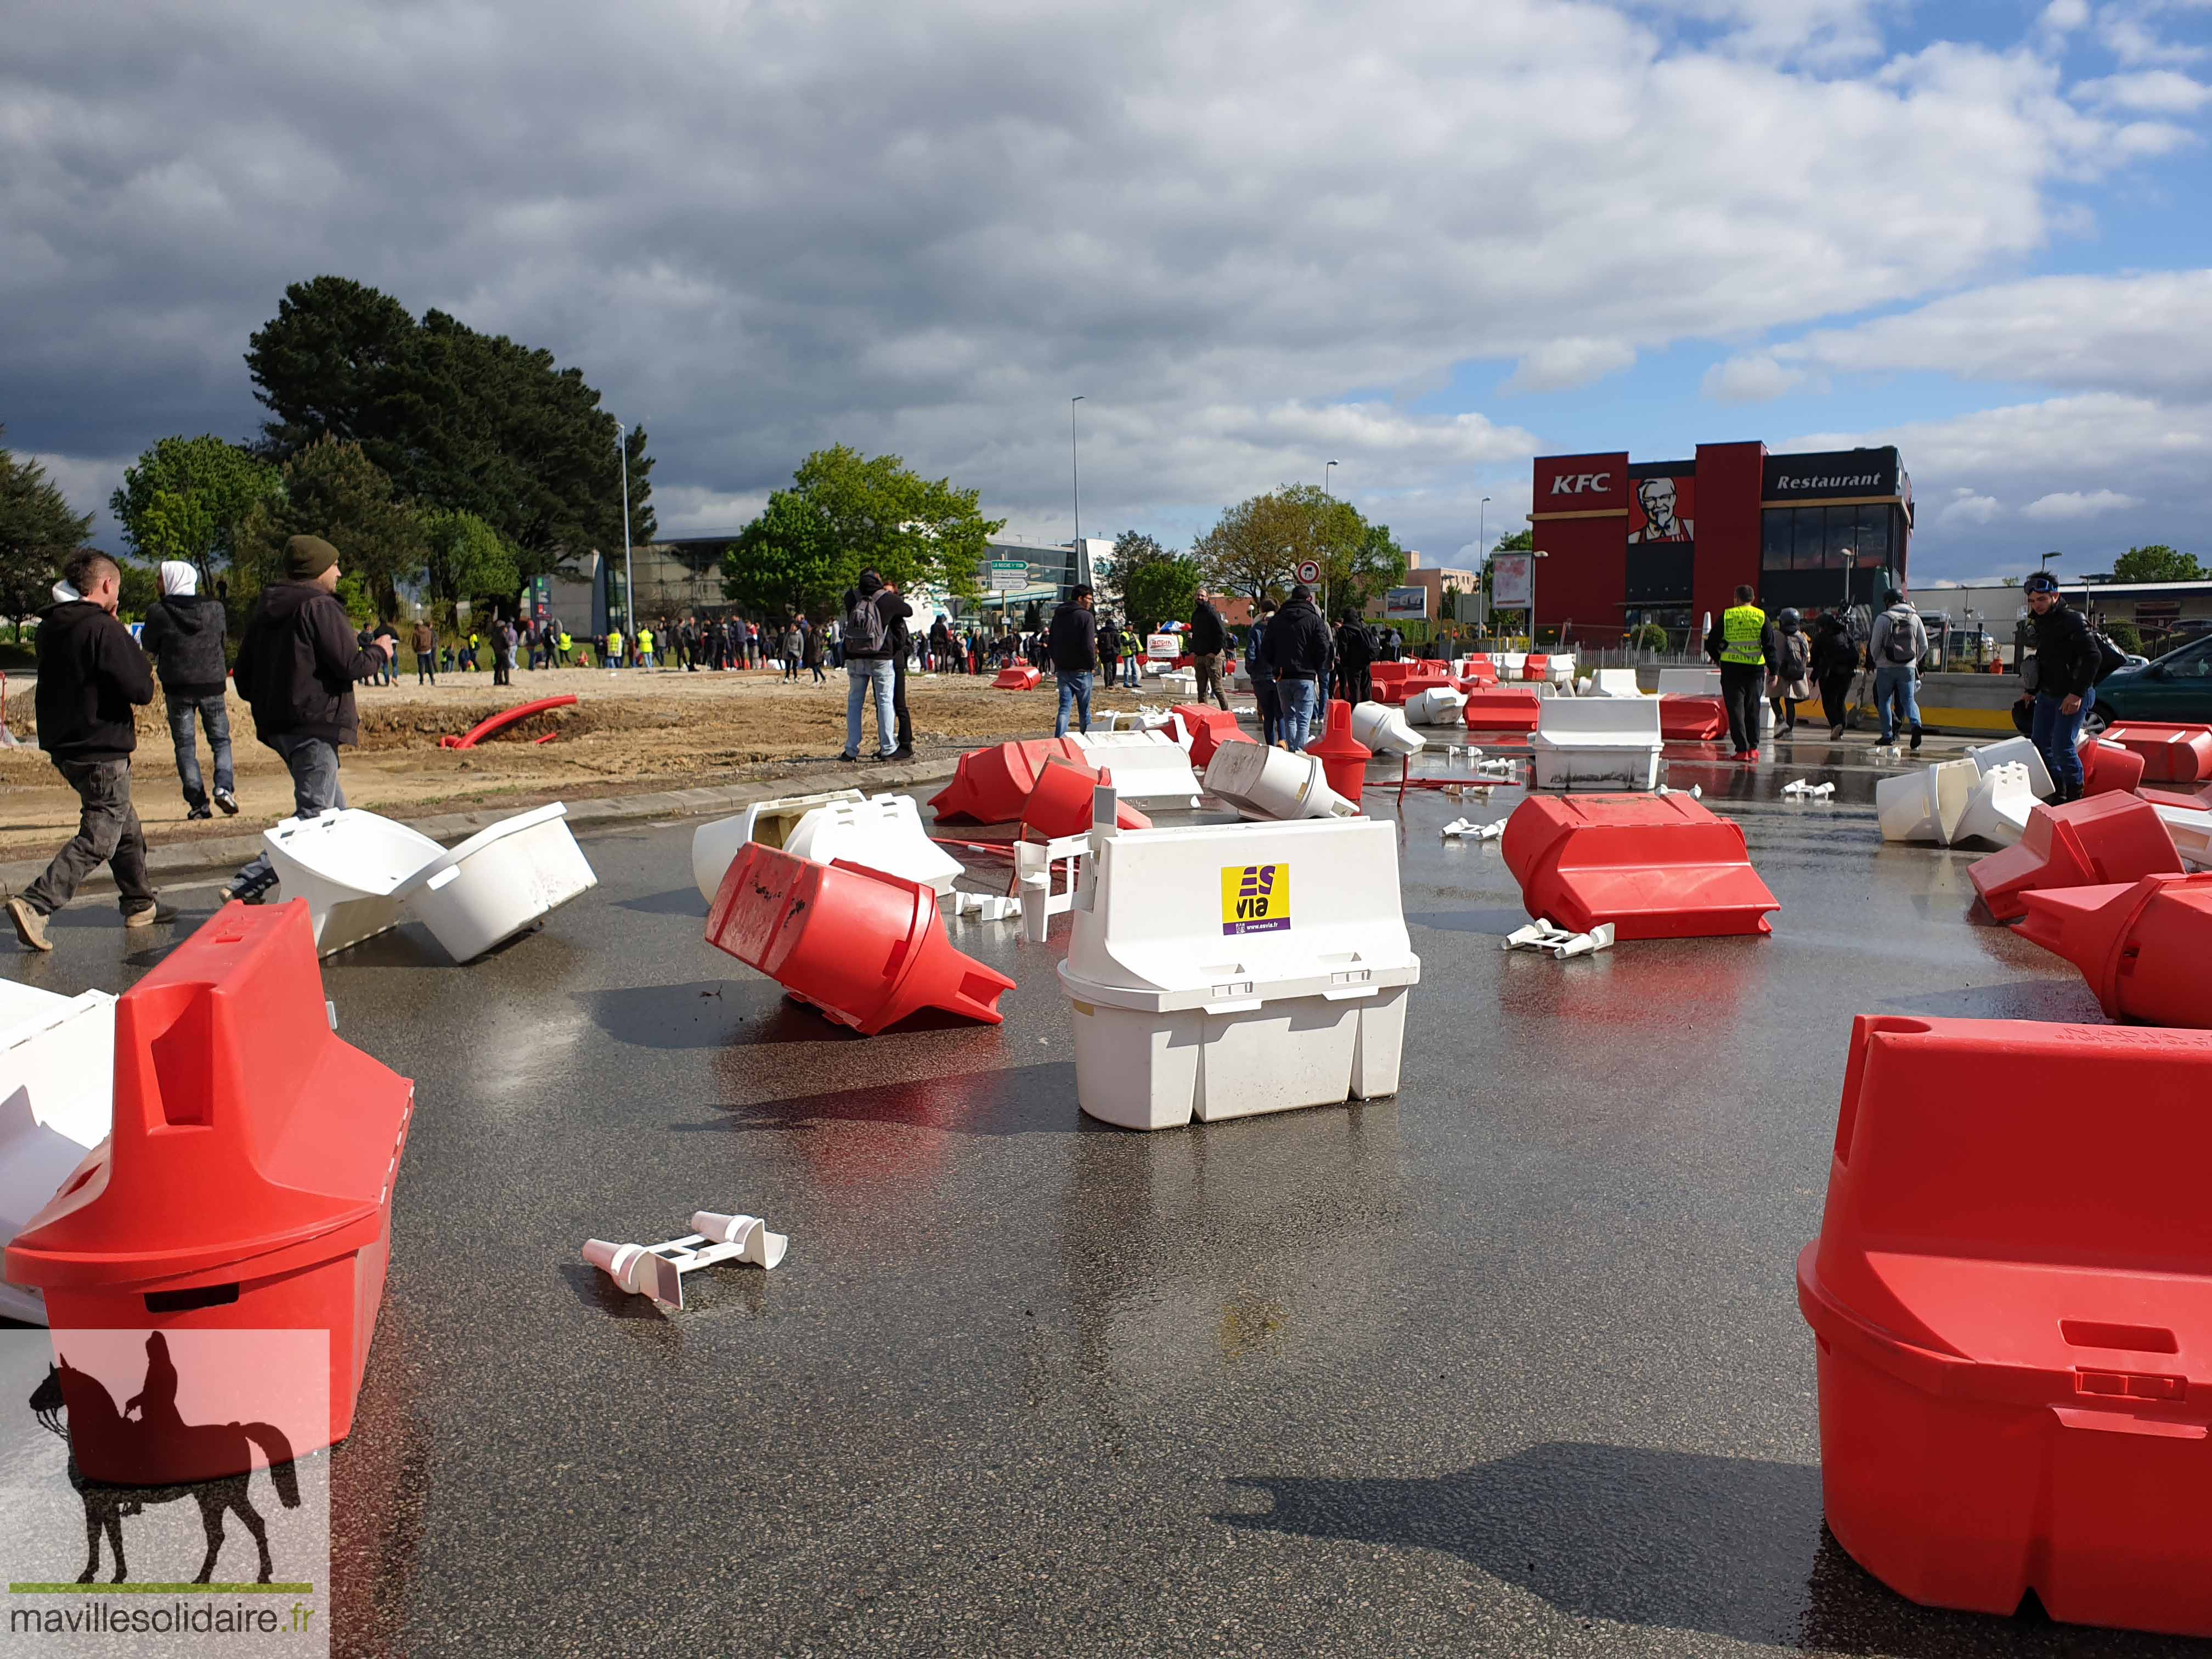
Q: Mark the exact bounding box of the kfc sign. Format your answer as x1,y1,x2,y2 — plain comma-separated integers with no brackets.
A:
1532,453,1628,511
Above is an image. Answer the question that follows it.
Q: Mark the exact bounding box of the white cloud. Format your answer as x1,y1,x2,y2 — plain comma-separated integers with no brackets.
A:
2022,487,2143,518
2096,1,2210,65
26,452,130,541
1700,352,1809,403
2074,69,2212,110
2041,0,2092,33
1936,488,2002,526
1501,340,1638,395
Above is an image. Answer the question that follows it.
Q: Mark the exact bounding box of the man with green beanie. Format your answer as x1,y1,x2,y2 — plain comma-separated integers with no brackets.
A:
221,535,394,902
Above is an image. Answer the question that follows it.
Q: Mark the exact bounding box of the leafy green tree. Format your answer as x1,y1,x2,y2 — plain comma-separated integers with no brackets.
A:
721,445,1002,617
245,275,652,577
2111,544,2204,583
233,438,425,619
2103,619,2146,657
1121,551,1202,633
1193,483,1403,610
0,428,95,638
109,435,279,586
420,507,521,624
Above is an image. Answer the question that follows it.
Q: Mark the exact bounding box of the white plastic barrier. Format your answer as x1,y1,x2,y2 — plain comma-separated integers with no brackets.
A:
1877,759,1979,845
2157,804,2212,868
1059,814,1420,1130
1159,671,1198,696
393,803,600,962
691,789,865,901
1657,667,1722,696
1016,829,1090,943
1350,701,1425,757
1229,662,1253,692
786,794,963,896
1544,653,1576,686
1952,761,2037,849
1202,743,1359,821
1499,653,1527,678
1404,686,1469,726
1586,668,1647,698
1967,736,2056,800
1529,697,1663,791
0,981,115,1325
264,809,443,956
1069,730,1204,808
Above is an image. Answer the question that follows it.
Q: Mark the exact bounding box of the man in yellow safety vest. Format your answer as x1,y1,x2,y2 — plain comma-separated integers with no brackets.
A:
1705,583,1780,763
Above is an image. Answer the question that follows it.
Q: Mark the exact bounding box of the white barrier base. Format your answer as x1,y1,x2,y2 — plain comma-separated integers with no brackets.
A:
786,794,963,895
1404,687,1469,726
265,809,444,956
396,803,598,962
1967,736,2056,800
1952,761,2037,848
692,789,864,901
1530,747,1662,791
2157,804,2212,868
1877,760,1977,844
1586,669,1647,698
0,983,115,1326
1351,702,1425,756
1069,731,1204,806
1203,743,1360,820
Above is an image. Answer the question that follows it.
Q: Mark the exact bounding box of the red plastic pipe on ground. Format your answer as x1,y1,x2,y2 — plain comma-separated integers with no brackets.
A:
439,694,579,749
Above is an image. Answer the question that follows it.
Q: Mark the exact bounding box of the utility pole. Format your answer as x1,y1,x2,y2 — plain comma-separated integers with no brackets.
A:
1070,397,1085,572
616,422,635,643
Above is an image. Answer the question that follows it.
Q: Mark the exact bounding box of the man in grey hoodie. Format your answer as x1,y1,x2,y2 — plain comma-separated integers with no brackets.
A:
138,560,236,820
1867,588,1930,751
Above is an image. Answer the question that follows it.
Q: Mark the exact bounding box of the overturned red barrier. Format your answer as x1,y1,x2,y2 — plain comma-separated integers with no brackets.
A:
1370,662,1411,696
2145,781,2212,814
439,693,578,749
707,843,1013,1033
1305,699,1372,808
1798,1014,2212,1637
991,665,1042,691
1501,793,1779,939
929,738,1087,824
1521,653,1550,683
2018,872,2212,1027
1018,755,1153,840
6,900,414,1483
1968,792,2183,922
1169,704,1251,768
1462,687,1542,734
2102,723,2212,786
1659,695,1727,742
2078,734,2146,796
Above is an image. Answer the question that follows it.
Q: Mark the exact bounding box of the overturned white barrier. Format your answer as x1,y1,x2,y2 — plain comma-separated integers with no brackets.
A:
1059,814,1420,1130
1657,667,1722,696
0,981,115,1326
1585,668,1647,698
1351,701,1425,757
1951,761,2038,849
583,1209,788,1312
785,794,963,895
1543,653,1577,686
1202,742,1361,821
1504,918,1616,959
1876,759,1978,845
691,788,864,901
1966,736,2056,800
1070,730,1205,807
1530,696,1663,791
264,808,444,955
1405,686,1470,726
394,803,598,963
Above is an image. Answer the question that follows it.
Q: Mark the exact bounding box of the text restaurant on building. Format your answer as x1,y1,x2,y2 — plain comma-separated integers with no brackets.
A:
1527,443,1912,640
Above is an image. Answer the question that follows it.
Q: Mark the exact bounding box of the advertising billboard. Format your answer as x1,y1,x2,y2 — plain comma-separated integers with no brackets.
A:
1491,554,1532,610
1760,447,1901,503
1384,586,1427,620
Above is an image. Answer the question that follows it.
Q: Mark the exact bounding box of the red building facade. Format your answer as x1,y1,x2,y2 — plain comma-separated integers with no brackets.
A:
1527,443,1911,638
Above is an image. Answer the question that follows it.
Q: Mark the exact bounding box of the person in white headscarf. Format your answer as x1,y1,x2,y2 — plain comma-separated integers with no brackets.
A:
137,559,236,818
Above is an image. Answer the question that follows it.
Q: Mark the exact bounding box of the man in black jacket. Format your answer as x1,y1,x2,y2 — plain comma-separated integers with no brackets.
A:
7,551,176,950
139,560,236,819
222,535,393,902
1261,585,1331,751
1809,610,1859,740
1048,585,1099,737
1333,608,1374,707
2023,571,2100,800
881,580,916,759
1189,591,1231,711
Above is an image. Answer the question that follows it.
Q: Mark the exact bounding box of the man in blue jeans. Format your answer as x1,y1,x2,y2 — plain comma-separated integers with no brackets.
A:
2022,571,2099,800
1867,588,1929,750
1260,583,1331,751
1047,585,1098,737
840,570,899,761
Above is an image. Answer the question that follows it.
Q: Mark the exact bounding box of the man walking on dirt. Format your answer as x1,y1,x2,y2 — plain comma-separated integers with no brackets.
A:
412,617,437,685
1190,590,1232,711
221,535,395,903
6,551,178,951
139,558,237,820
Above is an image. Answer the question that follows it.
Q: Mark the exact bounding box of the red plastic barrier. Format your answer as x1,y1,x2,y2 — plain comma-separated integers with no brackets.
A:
1798,1015,2212,1637
2102,723,2212,786
1453,666,1499,691
1170,704,1251,769
2078,735,2147,796
1416,658,1448,675
1659,695,1727,741
1502,793,1779,939
1381,670,1448,707
1018,755,1153,839
706,843,1013,1033
439,693,578,749
1521,653,1550,683
1370,662,1411,690
1305,699,1372,808
929,738,1088,824
1968,793,2183,923
1462,688,1542,733
991,665,1042,691
1460,654,1494,676
2144,782,2212,814
2018,872,2212,1027
6,900,414,1484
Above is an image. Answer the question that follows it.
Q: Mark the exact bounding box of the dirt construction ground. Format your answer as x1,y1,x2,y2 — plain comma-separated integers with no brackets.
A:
0,664,1164,859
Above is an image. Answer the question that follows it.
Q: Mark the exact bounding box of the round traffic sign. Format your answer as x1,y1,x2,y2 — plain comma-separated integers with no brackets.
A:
1295,560,1322,585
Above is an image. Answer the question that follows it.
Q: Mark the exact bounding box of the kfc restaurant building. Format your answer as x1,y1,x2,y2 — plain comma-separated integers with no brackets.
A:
1527,443,1912,639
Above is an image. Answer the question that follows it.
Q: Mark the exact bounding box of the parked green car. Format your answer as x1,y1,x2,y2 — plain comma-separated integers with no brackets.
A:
2086,633,2212,732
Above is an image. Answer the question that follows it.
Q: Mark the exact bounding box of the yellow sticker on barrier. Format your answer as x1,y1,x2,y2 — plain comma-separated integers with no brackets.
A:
1220,864,1291,935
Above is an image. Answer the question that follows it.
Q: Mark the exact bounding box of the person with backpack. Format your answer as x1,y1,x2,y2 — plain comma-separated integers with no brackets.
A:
1809,609,1859,740
1770,608,1813,736
1867,588,1929,751
839,571,900,762
2022,571,2104,802
139,560,238,819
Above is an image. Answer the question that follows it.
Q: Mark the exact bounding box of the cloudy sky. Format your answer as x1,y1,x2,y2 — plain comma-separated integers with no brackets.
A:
5,0,2209,584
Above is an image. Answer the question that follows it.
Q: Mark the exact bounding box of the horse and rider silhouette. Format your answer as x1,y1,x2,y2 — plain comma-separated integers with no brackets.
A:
27,1333,298,1584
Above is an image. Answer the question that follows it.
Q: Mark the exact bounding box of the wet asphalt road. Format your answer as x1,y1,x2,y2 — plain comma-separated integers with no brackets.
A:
3,735,2193,1658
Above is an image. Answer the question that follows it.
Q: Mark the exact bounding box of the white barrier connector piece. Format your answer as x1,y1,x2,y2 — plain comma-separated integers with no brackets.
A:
1503,917,1614,958
1781,779,1835,799
1442,817,1504,839
583,1209,790,1312
691,1211,791,1269
1870,744,1902,763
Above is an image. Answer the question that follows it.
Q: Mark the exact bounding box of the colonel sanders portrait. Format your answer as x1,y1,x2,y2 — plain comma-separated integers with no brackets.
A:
1628,476,1693,543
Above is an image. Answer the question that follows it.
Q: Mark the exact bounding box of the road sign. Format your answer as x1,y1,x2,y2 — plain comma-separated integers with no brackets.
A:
989,560,1028,592
1295,559,1322,586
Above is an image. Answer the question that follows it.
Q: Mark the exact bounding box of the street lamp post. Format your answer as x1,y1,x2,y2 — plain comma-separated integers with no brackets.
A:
2041,549,2062,572
1070,397,1085,563
1530,549,1549,647
1324,460,1338,498
616,421,635,644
